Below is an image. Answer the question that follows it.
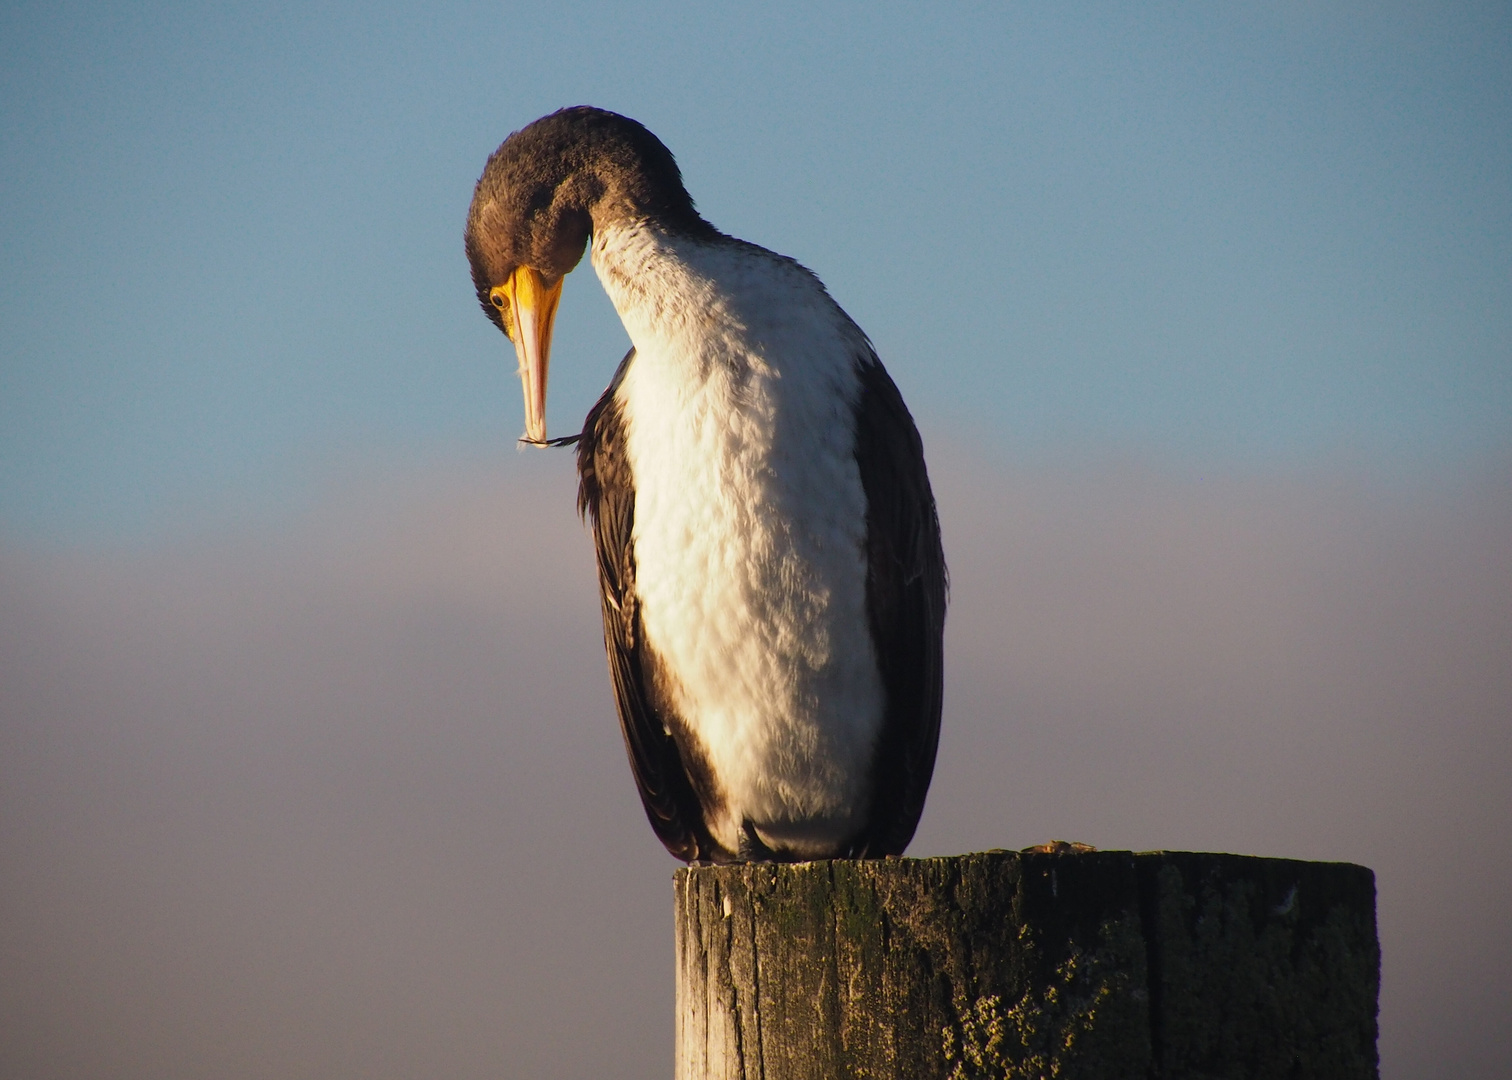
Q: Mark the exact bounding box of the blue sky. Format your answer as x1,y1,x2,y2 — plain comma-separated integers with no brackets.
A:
2,2,1508,542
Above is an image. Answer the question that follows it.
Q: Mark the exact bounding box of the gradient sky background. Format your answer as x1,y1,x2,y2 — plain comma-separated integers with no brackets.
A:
2,3,1509,1078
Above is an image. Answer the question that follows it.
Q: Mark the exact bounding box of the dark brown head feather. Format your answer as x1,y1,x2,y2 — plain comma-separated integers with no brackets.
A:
465,107,716,329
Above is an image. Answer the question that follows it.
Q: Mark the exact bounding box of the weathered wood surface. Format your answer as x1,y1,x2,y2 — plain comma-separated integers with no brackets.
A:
674,850,1377,1080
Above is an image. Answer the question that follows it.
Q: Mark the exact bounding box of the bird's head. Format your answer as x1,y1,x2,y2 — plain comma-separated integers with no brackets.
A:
464,107,707,444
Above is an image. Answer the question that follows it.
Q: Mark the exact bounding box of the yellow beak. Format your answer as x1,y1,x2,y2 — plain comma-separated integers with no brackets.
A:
490,266,564,444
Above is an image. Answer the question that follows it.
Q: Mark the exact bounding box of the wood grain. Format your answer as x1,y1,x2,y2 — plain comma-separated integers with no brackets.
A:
674,851,1377,1080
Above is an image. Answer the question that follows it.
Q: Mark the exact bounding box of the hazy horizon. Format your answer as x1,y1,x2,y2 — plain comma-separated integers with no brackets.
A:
4,443,1509,1078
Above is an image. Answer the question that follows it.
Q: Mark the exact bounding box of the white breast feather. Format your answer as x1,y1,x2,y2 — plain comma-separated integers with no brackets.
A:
591,224,883,857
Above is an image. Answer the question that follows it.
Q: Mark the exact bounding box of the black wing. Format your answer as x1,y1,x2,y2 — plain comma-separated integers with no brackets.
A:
847,354,948,857
576,349,721,862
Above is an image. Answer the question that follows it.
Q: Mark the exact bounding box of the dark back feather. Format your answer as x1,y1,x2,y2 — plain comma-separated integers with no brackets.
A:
847,355,948,857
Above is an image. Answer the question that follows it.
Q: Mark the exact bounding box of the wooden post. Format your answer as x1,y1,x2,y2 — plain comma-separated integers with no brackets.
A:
674,850,1378,1080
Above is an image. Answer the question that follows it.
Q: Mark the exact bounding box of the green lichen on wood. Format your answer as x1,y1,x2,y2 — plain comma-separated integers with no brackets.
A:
941,914,1148,1080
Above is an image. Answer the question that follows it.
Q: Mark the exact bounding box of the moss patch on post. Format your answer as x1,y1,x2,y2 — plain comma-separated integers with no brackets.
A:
941,912,1148,1080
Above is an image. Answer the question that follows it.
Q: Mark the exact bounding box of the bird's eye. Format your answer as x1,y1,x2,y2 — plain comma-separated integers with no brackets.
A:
490,293,506,310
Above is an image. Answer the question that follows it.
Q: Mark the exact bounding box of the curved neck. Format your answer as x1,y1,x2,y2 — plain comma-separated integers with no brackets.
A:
577,157,716,242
